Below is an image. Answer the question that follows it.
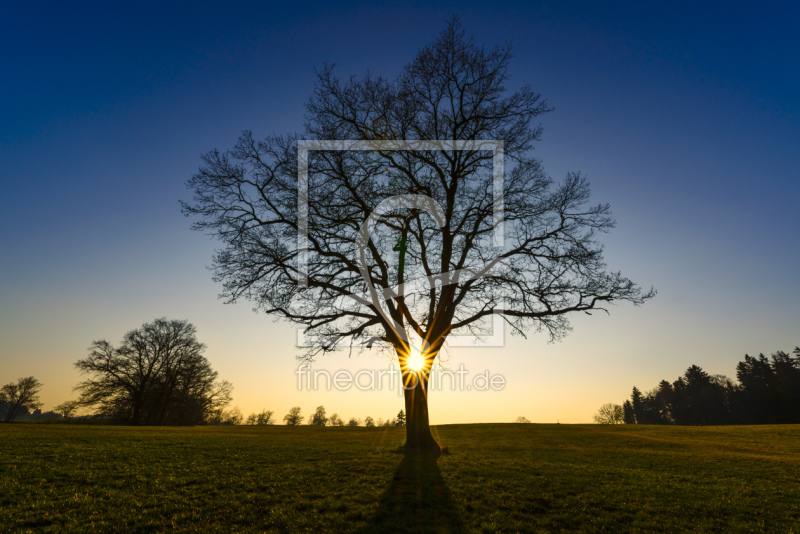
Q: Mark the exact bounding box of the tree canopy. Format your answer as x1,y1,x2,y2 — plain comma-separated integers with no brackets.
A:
74,318,232,425
0,377,43,423
182,18,654,451
284,407,303,425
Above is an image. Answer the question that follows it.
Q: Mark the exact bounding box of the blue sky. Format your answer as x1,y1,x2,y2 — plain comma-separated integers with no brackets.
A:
1,1,798,423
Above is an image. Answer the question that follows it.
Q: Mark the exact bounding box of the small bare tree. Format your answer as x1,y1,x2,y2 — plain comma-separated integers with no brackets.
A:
208,406,242,425
284,407,303,426
183,19,653,452
0,377,43,423
55,400,80,419
310,405,328,426
594,403,625,424
329,413,344,426
246,409,275,425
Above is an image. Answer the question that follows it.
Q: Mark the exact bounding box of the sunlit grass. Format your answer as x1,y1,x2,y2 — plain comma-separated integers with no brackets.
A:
1,423,799,532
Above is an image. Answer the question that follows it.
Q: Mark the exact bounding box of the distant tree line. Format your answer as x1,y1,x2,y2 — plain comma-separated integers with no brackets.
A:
1,377,89,422
261,406,406,427
596,348,800,425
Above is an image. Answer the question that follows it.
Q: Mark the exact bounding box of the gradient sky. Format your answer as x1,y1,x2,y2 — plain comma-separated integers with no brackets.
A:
2,1,798,424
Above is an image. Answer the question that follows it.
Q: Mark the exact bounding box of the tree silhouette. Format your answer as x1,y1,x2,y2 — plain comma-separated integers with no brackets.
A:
183,18,654,452
0,377,43,423
74,318,232,425
621,349,800,425
310,405,328,426
329,413,344,426
246,409,275,425
284,407,303,426
735,350,800,424
622,400,635,424
593,403,624,424
771,350,800,421
630,387,644,424
54,400,80,419
652,380,675,424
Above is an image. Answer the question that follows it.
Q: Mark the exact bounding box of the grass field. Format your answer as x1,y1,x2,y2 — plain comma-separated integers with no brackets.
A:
1,423,799,533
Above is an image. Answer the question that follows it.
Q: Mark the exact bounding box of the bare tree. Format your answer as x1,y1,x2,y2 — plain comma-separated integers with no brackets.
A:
310,405,328,426
227,407,243,425
515,416,531,423
347,417,361,427
0,377,43,423
329,413,344,426
594,403,625,424
364,416,376,428
55,400,80,419
257,409,275,424
183,19,653,452
208,406,243,425
284,406,303,425
246,409,275,425
74,318,232,425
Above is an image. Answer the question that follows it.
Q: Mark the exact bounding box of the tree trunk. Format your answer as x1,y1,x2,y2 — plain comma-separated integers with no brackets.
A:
402,371,440,453
7,400,22,423
131,395,143,425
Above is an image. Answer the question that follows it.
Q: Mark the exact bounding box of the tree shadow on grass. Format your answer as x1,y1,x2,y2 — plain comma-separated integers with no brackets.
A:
359,452,465,533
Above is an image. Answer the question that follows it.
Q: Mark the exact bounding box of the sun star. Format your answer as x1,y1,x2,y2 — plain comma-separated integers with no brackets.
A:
406,348,426,372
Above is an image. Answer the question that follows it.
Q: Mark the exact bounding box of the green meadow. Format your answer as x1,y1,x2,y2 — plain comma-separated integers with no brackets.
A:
1,423,798,533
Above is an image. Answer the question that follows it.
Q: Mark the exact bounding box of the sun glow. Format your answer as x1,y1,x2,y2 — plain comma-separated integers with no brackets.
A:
406,348,426,372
